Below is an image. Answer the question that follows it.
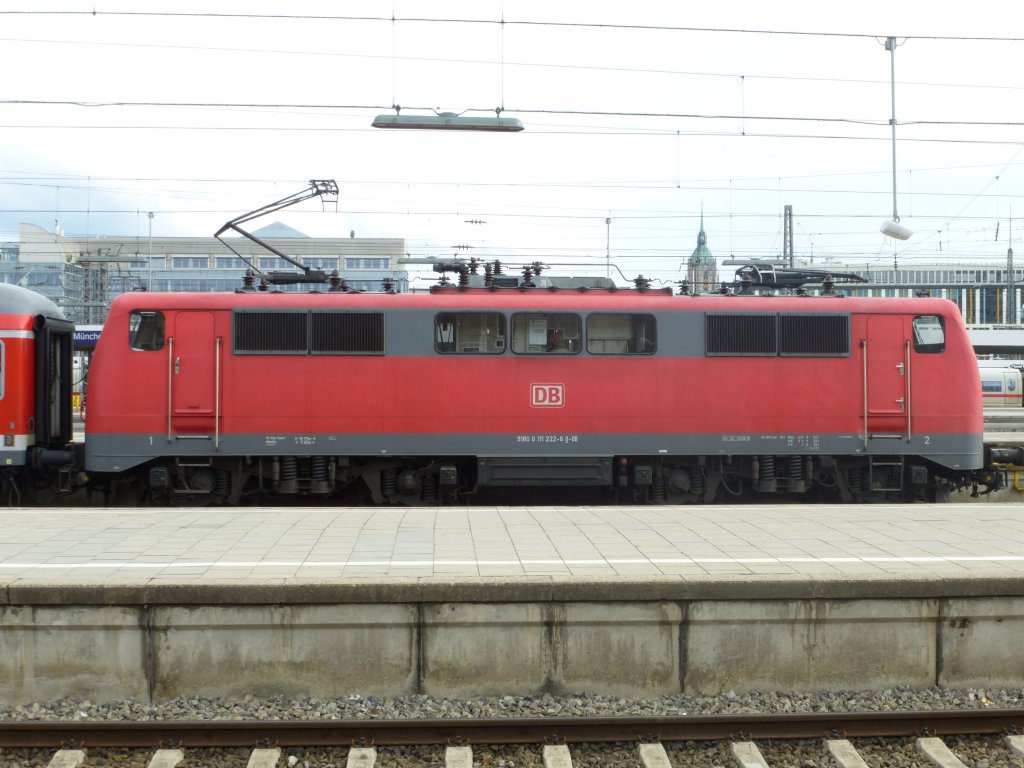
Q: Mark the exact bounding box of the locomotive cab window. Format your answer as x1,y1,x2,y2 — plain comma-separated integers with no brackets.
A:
435,312,506,354
587,313,656,354
128,311,165,351
912,315,945,353
511,313,581,354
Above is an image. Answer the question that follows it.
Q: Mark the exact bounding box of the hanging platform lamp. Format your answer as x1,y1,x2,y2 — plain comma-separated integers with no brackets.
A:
372,109,524,132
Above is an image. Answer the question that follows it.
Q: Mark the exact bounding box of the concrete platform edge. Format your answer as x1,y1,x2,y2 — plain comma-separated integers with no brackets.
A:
4,574,1024,605
3,591,1024,703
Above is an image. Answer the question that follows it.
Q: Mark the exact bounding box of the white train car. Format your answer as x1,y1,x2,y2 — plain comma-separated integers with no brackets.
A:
980,365,1024,407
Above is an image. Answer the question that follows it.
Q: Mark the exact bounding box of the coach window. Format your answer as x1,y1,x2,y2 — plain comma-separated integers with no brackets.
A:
435,312,506,354
128,311,166,351
587,313,656,354
511,313,581,354
912,315,945,354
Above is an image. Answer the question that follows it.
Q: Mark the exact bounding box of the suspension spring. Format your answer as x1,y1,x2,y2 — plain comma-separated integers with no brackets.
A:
788,455,803,479
650,473,666,503
214,469,230,497
279,456,298,481
849,468,864,493
421,476,439,504
382,468,397,497
311,456,329,481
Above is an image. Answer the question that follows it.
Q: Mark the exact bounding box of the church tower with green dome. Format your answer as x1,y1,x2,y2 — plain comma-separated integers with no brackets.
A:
687,210,718,293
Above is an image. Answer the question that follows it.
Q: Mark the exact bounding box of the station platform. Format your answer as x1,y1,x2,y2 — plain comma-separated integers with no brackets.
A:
3,504,1024,704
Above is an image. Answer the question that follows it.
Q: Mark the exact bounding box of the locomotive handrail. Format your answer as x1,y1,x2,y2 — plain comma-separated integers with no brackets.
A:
861,339,868,450
167,336,174,444
215,338,222,451
905,340,912,442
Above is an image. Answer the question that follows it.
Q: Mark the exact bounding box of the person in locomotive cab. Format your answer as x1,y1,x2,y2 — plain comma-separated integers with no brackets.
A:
547,328,563,352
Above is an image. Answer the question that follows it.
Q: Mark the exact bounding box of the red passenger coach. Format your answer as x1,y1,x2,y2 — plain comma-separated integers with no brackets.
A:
84,283,993,505
0,283,76,502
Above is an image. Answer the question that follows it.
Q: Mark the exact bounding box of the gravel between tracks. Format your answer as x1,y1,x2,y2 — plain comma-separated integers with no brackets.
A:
2,687,1023,721
4,692,1024,768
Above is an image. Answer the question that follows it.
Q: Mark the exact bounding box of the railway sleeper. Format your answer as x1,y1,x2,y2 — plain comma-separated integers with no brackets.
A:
19,736,1024,768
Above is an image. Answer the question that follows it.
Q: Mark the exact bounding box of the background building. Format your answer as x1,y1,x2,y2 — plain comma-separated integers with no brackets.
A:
5,219,1023,330
785,259,1023,325
686,214,719,292
4,223,408,324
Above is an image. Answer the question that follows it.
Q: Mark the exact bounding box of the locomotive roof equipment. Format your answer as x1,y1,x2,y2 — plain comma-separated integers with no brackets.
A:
214,180,339,286
733,263,869,290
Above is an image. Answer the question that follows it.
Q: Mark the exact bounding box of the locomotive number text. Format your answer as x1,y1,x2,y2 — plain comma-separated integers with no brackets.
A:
516,434,579,443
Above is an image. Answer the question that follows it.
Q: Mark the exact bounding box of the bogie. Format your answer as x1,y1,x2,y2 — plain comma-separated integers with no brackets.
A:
97,449,972,507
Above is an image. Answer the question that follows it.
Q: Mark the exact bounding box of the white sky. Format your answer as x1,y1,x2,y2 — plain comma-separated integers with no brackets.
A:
1,0,1023,288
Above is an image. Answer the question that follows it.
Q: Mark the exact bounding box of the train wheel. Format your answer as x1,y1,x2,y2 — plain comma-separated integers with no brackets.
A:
662,465,707,504
930,480,953,503
845,467,886,503
107,478,142,507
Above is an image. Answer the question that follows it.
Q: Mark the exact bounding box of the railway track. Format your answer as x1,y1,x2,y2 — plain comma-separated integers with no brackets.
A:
2,711,1023,767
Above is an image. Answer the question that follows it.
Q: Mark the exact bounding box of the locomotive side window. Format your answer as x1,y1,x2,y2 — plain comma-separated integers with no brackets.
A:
511,313,581,354
587,313,656,354
128,311,165,351
435,312,506,354
912,315,945,353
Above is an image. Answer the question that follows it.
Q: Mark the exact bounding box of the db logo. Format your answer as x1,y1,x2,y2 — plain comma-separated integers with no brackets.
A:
531,383,565,408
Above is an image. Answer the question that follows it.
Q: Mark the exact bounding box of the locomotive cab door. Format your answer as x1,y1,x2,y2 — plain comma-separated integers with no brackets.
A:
169,311,220,440
862,314,910,441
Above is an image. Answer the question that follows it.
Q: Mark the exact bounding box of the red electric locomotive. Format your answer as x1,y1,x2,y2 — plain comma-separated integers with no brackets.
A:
0,283,77,503
83,275,1000,505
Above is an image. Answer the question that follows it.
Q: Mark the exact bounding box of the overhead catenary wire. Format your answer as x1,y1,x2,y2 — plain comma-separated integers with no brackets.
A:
4,98,1024,132
3,9,1024,43
1,7,1021,277
2,35,1023,94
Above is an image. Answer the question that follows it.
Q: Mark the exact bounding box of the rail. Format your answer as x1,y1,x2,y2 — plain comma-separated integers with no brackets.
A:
1,710,1023,748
